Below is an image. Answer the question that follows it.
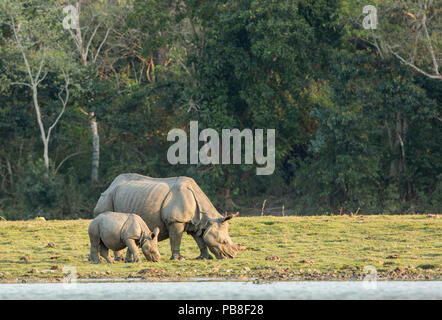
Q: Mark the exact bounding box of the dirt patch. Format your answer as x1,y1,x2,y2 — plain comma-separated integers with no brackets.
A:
299,259,314,264
265,255,280,262
20,255,31,263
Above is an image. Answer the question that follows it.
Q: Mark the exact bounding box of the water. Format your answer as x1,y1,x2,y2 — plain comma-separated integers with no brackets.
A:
0,281,440,300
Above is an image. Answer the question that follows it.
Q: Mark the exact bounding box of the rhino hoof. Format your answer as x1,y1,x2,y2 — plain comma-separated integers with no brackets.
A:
196,254,213,260
170,254,185,261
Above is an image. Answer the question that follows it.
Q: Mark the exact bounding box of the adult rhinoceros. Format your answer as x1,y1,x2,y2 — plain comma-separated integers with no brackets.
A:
94,173,239,260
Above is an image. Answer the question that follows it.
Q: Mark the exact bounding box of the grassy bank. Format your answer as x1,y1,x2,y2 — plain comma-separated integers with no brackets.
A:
0,215,440,282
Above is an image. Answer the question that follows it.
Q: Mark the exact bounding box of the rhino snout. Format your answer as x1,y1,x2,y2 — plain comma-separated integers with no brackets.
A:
143,250,161,262
209,244,238,259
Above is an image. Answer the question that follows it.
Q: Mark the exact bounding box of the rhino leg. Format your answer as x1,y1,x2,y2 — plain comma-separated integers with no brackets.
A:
88,228,101,264
113,250,124,262
190,233,213,260
90,245,101,264
99,244,114,264
168,222,185,260
125,247,133,263
125,239,140,263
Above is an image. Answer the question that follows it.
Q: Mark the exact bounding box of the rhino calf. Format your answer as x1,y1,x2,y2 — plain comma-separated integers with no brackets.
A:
88,211,161,263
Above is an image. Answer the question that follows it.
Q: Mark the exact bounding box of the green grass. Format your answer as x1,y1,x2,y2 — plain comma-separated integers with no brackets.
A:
0,215,440,282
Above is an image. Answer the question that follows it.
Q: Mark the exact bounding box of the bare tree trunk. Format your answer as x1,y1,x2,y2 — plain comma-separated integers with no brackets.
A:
386,113,411,198
90,113,99,185
394,113,408,177
0,164,6,192
386,114,406,179
32,85,50,170
79,109,100,185
4,157,13,190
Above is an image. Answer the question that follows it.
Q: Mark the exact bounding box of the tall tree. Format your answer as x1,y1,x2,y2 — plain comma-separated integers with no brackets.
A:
1,0,74,171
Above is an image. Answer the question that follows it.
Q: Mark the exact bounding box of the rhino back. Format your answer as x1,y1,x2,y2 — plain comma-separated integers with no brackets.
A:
113,180,171,214
93,173,153,215
112,179,172,240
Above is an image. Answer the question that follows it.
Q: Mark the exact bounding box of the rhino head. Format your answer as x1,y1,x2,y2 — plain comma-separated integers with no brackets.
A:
140,227,161,262
201,213,239,259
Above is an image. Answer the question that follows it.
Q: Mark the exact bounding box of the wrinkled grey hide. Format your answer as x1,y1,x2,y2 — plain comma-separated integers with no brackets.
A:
88,211,160,263
94,174,239,260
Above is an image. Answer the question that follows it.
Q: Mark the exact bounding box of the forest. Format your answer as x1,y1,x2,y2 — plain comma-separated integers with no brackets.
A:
0,0,440,220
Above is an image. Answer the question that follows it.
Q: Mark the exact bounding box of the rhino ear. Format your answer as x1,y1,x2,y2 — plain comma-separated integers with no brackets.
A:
151,227,160,239
196,216,212,237
222,212,239,223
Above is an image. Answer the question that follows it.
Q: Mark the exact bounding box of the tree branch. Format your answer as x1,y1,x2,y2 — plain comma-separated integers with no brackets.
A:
85,22,101,60
47,71,70,142
387,45,442,80
421,3,440,78
34,47,47,84
11,81,32,88
55,151,89,175
35,71,48,86
10,15,35,86
93,27,111,63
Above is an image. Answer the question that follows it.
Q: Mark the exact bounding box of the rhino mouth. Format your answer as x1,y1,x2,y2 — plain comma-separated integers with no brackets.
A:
143,251,161,262
209,244,238,259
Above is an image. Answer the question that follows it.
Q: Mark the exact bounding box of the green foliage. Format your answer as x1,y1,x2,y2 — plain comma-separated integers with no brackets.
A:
0,0,440,219
17,160,63,219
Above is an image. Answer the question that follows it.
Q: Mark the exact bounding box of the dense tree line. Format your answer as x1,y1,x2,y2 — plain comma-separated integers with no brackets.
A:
0,0,440,219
